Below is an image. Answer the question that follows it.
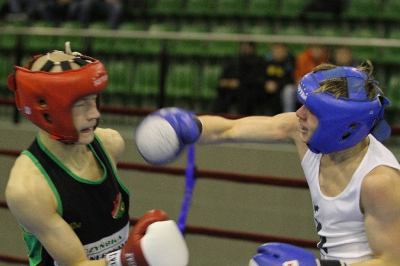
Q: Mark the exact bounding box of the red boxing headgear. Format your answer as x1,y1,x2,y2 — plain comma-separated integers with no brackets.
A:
7,49,108,144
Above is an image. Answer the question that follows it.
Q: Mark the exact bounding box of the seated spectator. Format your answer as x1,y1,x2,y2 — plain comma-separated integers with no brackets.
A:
332,45,358,66
211,41,266,116
282,44,330,112
260,43,295,115
76,0,123,29
8,0,39,22
36,0,78,26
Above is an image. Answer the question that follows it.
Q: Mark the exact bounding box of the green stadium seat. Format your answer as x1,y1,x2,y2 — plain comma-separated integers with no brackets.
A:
341,0,381,21
142,22,176,55
381,0,400,22
279,0,310,19
312,24,344,37
386,73,400,111
278,23,309,55
114,22,146,55
166,63,199,99
185,0,215,16
381,28,400,65
105,59,135,96
348,26,381,63
88,22,114,55
198,64,221,101
168,23,209,57
0,55,14,96
148,0,185,16
23,21,57,53
132,61,160,97
0,21,26,51
57,21,87,52
208,24,240,58
214,0,246,16
242,23,275,55
245,0,279,18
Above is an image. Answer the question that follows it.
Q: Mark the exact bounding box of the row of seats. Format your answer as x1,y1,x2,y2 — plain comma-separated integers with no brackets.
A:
142,0,400,22
103,58,221,106
2,19,400,65
3,52,400,114
0,54,221,110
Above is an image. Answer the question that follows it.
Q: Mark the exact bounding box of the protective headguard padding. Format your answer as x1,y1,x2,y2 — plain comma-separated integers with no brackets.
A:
297,67,391,154
7,52,108,143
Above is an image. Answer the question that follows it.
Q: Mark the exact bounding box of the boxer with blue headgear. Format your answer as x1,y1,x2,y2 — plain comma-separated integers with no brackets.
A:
297,66,391,154
136,62,400,266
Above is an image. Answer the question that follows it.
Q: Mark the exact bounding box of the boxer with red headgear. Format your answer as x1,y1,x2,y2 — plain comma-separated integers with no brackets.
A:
5,43,189,266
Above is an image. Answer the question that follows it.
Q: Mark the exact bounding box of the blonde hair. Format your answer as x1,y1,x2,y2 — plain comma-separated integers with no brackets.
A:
313,61,381,100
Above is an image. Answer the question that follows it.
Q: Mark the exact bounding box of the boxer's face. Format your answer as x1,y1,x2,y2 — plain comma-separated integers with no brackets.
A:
296,105,318,144
72,94,101,145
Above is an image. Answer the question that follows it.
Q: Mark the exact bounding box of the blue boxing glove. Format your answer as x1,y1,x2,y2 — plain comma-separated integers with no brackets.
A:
134,107,202,165
249,243,347,266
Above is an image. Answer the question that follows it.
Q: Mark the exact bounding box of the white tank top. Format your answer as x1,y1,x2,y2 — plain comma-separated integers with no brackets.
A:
301,135,400,263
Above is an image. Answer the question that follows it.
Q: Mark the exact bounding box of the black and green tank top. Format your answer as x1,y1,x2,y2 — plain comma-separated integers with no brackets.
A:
22,134,130,265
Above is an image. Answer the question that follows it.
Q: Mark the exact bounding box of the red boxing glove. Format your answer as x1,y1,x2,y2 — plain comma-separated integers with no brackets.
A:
106,209,189,266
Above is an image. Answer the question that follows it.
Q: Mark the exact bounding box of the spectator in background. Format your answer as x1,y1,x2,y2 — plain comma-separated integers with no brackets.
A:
211,41,266,116
36,0,78,26
282,44,330,112
260,43,295,115
332,45,358,66
299,0,344,20
75,0,123,29
8,0,39,21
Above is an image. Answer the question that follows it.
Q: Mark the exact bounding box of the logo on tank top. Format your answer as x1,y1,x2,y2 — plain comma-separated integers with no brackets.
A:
111,192,125,219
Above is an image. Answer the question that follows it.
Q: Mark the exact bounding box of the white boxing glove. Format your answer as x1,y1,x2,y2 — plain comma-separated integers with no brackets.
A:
106,210,189,266
134,107,202,165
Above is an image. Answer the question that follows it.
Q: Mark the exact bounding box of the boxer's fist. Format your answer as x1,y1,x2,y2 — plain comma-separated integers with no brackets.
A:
106,209,189,266
135,107,202,165
249,243,347,266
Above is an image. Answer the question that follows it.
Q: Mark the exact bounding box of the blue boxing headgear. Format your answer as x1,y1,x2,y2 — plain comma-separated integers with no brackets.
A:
297,66,391,154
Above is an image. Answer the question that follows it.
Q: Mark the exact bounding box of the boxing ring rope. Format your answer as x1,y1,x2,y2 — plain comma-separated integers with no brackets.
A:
1,103,400,264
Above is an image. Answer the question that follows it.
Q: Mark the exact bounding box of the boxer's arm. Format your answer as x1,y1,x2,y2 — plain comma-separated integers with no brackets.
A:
198,112,300,145
6,156,101,266
360,166,400,265
94,128,125,164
